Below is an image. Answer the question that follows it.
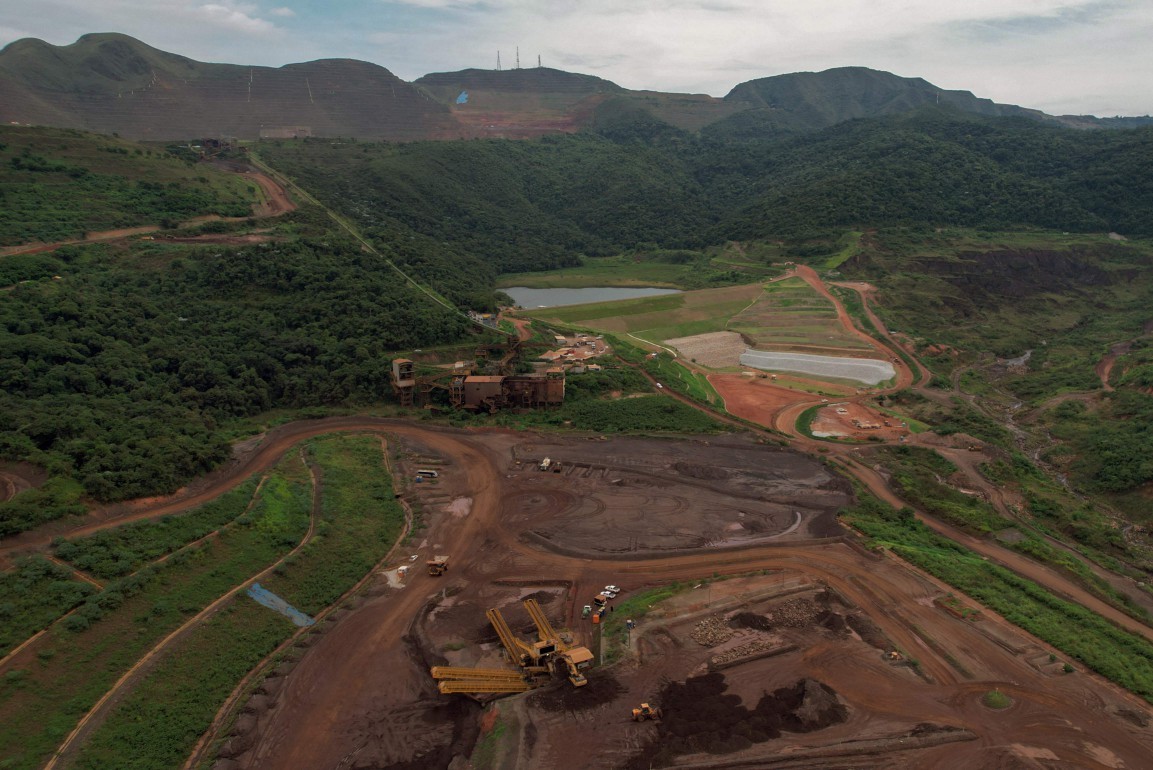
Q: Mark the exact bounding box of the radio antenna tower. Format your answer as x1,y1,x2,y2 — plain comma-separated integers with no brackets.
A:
538,54,542,68
497,51,501,71
516,47,520,69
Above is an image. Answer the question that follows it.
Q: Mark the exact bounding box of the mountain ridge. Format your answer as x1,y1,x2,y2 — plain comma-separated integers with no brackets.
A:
1,33,1149,140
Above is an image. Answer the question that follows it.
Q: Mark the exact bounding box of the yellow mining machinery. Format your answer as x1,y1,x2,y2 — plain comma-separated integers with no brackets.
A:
429,667,531,695
431,598,594,695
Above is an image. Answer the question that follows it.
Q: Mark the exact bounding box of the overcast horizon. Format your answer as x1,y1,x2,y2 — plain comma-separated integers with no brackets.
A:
2,1,1151,117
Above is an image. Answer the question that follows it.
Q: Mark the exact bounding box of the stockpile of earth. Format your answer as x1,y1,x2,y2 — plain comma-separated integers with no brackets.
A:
691,615,735,646
625,672,847,768
770,597,822,628
730,612,772,631
529,672,624,712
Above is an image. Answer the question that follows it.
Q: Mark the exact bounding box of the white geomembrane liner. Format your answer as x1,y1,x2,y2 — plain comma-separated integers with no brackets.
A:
740,350,895,385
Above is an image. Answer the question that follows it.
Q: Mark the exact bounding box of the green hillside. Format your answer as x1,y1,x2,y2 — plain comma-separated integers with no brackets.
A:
0,126,253,245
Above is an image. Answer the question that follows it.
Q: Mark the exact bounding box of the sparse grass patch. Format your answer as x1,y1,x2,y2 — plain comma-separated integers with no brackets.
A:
982,689,1012,709
52,479,261,580
842,495,1153,704
0,556,97,657
0,461,307,769
602,583,688,664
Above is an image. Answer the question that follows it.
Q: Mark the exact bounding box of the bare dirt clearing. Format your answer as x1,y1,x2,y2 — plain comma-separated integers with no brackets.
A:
811,401,910,441
707,374,820,428
211,428,1153,770
666,330,747,368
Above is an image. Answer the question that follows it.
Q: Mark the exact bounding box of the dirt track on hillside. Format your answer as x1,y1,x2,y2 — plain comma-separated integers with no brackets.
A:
0,165,294,258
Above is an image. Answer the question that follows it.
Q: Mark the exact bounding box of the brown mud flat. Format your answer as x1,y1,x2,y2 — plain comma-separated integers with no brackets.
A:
707,374,816,428
810,401,909,442
215,429,1153,770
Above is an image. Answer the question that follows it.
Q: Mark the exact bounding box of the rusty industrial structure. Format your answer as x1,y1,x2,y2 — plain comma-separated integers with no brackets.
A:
390,342,564,411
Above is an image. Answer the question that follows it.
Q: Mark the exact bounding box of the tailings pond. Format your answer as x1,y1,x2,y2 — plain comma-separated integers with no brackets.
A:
504,286,681,308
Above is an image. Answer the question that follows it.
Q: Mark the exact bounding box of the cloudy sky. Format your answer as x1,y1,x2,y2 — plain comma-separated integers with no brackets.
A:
1,1,1150,116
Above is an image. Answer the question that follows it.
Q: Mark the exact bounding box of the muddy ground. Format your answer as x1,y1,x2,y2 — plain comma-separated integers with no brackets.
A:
810,401,910,442
222,429,1153,770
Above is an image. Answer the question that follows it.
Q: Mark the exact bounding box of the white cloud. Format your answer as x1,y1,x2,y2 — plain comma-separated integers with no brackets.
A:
196,3,278,34
0,0,1150,115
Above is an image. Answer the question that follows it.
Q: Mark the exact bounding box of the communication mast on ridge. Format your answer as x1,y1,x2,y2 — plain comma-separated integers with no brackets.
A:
538,54,542,68
516,47,520,69
497,51,502,71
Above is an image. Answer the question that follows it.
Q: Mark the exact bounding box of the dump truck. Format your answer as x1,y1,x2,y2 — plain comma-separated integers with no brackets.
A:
632,703,663,722
427,555,450,576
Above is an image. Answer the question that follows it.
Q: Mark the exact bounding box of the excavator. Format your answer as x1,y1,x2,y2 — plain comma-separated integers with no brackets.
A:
632,703,663,722
430,598,594,695
524,598,594,686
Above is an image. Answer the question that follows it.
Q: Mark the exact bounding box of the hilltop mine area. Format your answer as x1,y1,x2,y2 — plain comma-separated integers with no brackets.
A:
219,430,1153,770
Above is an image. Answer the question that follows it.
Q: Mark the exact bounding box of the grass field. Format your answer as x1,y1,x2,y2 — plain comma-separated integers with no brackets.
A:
843,494,1153,704
498,256,690,289
526,276,878,372
732,277,872,354
71,434,407,770
498,246,781,292
0,126,254,246
0,463,304,769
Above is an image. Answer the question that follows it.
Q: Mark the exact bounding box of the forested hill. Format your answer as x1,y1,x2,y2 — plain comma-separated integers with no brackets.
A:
261,106,1153,270
0,33,460,141
3,33,1151,140
3,107,1153,526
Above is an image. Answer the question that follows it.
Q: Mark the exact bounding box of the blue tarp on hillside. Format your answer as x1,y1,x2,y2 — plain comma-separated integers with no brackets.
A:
246,582,315,627
456,90,469,104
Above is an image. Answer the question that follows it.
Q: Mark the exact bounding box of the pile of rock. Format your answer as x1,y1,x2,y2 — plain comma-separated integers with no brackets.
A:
691,615,735,647
770,598,821,628
710,638,780,667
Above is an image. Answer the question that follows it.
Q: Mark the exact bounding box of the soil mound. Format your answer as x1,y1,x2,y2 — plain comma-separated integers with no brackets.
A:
624,672,847,769
770,597,821,628
790,678,847,729
730,612,773,631
529,672,624,712
673,462,731,481
846,613,891,650
816,609,847,632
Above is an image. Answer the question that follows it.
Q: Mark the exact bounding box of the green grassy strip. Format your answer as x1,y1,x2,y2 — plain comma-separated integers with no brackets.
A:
70,602,291,770
261,434,406,614
842,496,1153,703
0,557,97,658
0,468,306,770
794,405,821,438
71,434,405,770
52,481,259,580
601,584,690,664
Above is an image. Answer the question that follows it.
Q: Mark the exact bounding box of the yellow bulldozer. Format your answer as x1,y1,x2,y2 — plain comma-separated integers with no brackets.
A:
632,703,663,722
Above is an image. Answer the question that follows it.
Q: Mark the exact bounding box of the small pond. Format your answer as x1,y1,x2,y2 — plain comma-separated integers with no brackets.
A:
503,286,681,308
